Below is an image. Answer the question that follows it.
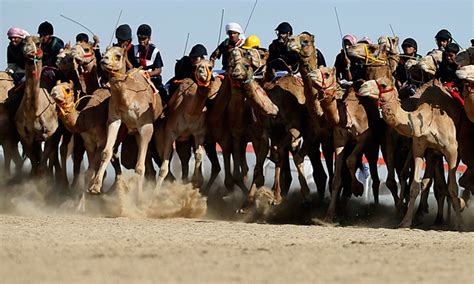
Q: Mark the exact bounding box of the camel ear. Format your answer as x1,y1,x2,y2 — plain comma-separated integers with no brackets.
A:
56,80,61,85
69,80,74,86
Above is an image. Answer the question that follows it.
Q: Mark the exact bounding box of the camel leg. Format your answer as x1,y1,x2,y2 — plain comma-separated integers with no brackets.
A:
346,137,367,197
271,148,283,204
89,120,121,194
240,140,249,183
384,128,399,205
321,138,334,199
433,159,447,225
191,134,205,189
134,124,154,204
326,145,345,221
59,132,72,187
203,142,221,192
365,143,381,204
72,134,86,188
2,140,15,176
176,140,192,183
248,133,269,204
443,146,463,230
155,133,176,192
307,140,328,200
397,149,413,211
399,144,425,228
231,138,247,190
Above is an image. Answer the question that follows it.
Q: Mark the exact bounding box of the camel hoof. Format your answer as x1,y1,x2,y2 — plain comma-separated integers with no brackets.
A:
397,221,411,229
351,181,364,197
87,185,101,195
459,197,466,212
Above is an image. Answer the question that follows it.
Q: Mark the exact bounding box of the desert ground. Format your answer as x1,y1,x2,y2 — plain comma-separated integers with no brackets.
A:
0,171,473,284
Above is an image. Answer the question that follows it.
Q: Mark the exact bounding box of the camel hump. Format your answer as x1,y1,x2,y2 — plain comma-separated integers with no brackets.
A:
0,71,14,81
264,75,305,105
83,88,111,110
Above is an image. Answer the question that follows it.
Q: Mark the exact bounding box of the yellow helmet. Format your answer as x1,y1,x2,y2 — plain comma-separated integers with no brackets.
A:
242,35,261,49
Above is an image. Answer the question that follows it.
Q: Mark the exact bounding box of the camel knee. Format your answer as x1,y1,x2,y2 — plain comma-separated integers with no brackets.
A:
194,146,204,164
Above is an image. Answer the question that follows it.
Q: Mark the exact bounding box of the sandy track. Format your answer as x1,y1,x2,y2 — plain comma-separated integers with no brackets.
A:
0,214,472,283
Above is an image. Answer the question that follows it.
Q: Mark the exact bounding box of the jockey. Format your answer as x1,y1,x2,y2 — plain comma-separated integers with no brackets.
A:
113,24,133,70
127,24,167,102
395,38,422,87
37,21,64,68
266,22,299,80
435,43,463,104
6,27,29,84
334,34,364,83
210,22,245,71
435,29,452,51
167,43,209,97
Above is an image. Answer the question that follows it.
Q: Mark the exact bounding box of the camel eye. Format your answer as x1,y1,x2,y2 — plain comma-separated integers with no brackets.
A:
84,48,90,53
324,73,330,77
65,88,71,93
380,84,387,89
115,55,121,60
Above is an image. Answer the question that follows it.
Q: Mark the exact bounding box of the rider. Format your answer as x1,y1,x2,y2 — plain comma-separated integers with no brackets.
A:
37,21,64,68
435,42,463,104
127,24,167,102
434,29,452,51
395,37,422,87
113,24,133,70
334,34,359,82
167,43,209,96
210,22,245,71
266,22,299,80
6,27,29,84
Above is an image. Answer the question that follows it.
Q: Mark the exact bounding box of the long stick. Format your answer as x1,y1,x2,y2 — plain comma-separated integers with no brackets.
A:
389,24,402,53
244,0,258,33
183,32,190,56
60,14,95,35
334,7,347,55
217,9,224,46
109,9,123,46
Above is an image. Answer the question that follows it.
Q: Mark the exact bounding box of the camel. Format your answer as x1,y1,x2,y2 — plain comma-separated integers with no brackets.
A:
287,32,340,199
50,80,123,210
456,65,474,122
405,50,443,83
56,41,102,187
154,59,221,190
455,46,474,67
89,46,162,199
359,77,464,229
226,47,279,204
0,72,24,175
15,36,59,176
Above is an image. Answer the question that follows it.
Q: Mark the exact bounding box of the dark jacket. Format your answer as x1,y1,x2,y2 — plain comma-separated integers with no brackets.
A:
395,54,422,84
42,36,64,67
210,39,240,70
435,59,462,91
267,39,299,72
334,51,365,81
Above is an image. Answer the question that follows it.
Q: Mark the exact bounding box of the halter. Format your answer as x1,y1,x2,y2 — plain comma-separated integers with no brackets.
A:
364,44,386,65
195,65,212,87
375,80,395,99
56,87,94,116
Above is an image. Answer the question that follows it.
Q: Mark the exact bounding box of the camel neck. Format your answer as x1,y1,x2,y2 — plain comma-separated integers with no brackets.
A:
80,60,100,94
379,89,413,137
24,59,42,106
59,108,80,133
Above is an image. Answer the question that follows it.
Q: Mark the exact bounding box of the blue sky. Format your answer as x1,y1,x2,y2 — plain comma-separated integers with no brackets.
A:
1,0,473,80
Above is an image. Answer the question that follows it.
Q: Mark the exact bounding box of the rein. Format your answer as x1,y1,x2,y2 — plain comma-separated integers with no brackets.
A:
195,65,212,87
364,44,386,66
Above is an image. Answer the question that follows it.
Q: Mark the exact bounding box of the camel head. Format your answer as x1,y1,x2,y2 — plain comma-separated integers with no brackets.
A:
287,32,315,58
194,59,214,88
378,35,399,55
419,51,442,76
307,66,337,91
455,47,474,67
359,76,395,100
347,42,388,65
101,46,126,74
51,80,76,115
71,41,96,68
23,36,43,62
456,65,474,83
229,47,262,82
56,46,76,77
